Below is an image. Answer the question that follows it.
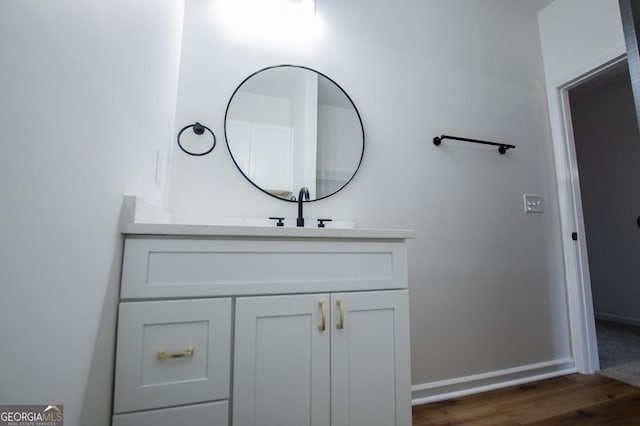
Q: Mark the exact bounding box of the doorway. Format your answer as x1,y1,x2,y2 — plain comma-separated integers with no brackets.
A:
566,59,640,381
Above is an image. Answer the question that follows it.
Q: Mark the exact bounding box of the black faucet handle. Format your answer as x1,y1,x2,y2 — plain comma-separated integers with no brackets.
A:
317,218,333,228
268,217,285,227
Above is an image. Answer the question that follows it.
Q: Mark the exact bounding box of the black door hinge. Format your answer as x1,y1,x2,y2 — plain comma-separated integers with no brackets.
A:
572,232,578,241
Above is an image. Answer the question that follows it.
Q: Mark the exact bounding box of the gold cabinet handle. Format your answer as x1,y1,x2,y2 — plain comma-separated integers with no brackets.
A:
157,346,194,360
318,301,326,332
336,299,345,330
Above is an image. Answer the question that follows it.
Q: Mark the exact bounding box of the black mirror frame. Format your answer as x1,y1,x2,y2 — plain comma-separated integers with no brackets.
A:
224,64,365,203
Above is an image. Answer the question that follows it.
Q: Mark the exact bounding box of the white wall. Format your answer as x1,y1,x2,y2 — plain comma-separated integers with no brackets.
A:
570,70,640,323
0,1,184,425
539,0,626,84
230,92,291,125
169,0,572,390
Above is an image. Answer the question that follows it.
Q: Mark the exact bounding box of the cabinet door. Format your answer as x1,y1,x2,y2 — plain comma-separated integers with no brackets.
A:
233,294,330,426
330,290,411,426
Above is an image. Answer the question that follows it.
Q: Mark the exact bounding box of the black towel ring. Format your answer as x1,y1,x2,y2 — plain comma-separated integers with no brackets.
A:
177,122,216,156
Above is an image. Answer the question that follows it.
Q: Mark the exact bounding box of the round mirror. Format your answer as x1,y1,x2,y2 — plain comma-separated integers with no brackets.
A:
225,65,364,201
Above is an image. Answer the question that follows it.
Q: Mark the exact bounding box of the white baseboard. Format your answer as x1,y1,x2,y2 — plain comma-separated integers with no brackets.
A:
595,312,640,327
411,358,576,406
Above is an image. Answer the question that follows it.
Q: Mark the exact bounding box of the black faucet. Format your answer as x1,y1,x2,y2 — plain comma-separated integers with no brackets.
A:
296,187,310,227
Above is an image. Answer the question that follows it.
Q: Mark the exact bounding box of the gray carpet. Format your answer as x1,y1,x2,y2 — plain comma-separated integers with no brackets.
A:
596,320,640,387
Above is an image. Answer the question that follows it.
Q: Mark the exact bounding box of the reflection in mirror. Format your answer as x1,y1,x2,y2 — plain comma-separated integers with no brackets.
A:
225,65,364,201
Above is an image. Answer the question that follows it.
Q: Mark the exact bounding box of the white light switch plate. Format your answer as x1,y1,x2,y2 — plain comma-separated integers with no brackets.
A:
524,194,544,213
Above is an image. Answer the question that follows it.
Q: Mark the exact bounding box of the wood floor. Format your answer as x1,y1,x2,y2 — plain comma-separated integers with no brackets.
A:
412,374,640,425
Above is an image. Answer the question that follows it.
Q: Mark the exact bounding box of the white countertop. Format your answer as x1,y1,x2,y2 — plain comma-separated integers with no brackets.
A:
120,196,415,240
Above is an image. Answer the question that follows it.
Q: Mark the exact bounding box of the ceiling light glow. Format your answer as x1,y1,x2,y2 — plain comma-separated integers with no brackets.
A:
216,0,323,48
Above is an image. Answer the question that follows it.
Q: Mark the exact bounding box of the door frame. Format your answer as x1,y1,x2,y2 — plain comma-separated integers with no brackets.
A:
546,51,628,374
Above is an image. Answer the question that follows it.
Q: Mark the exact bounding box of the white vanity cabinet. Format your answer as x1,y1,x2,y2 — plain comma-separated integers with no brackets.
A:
112,231,412,426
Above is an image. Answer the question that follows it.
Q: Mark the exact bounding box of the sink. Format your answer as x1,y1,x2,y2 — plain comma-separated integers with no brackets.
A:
123,195,356,229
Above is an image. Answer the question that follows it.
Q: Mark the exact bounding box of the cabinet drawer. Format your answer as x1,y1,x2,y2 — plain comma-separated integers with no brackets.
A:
112,400,228,426
121,237,408,298
113,298,231,413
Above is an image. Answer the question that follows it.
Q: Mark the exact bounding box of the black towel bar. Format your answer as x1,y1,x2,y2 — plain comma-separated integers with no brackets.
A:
433,134,515,155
